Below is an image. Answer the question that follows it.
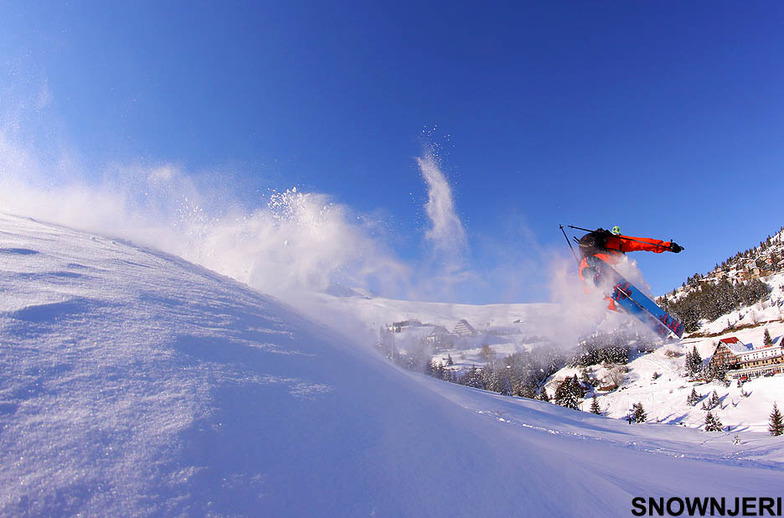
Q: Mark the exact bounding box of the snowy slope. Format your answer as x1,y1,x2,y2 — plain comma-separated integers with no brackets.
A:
696,271,784,335
2,213,784,517
552,267,784,431
569,322,784,432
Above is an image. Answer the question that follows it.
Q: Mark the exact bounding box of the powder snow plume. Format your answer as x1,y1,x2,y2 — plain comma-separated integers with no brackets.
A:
0,109,491,299
0,132,617,347
417,148,467,259
0,99,611,346
544,252,663,346
411,146,476,299
0,137,411,311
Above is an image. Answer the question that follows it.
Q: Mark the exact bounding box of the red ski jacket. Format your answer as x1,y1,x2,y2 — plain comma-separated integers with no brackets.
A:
577,228,681,283
603,234,673,254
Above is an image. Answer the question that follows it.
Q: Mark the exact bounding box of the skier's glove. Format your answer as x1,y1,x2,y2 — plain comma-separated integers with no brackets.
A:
670,242,683,253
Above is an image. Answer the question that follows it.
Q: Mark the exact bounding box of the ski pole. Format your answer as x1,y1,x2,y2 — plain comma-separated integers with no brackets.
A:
560,225,580,265
567,225,594,233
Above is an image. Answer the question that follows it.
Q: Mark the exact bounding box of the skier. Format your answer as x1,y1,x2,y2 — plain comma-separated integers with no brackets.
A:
578,226,683,310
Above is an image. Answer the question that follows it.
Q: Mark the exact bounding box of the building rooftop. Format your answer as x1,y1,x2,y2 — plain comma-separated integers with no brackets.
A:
718,337,753,354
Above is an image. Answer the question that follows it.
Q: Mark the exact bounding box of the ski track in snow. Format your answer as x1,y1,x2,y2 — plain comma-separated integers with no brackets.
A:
1,213,783,517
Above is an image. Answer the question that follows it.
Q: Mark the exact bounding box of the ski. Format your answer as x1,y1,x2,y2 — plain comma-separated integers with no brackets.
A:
588,256,685,339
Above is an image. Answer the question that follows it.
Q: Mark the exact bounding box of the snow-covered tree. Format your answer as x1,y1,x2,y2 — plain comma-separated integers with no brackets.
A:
606,367,624,388
483,365,512,396
764,328,774,346
553,377,580,410
708,360,727,382
685,346,703,376
590,394,602,415
630,402,647,423
769,403,784,436
665,276,771,332
461,366,483,389
430,361,445,380
514,383,536,399
704,411,723,432
580,368,594,387
687,387,701,406
701,390,721,411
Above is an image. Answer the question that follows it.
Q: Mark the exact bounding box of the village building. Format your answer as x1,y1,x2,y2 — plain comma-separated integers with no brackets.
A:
710,337,750,372
708,335,784,381
453,319,478,337
386,319,425,333
424,325,453,348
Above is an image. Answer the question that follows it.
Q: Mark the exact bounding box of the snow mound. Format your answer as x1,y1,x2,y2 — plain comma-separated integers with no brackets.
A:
1,214,783,517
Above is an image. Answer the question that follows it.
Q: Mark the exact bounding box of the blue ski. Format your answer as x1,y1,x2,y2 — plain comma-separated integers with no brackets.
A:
588,256,685,339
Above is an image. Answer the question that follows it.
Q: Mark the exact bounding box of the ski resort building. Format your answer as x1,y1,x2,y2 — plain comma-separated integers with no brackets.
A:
387,320,424,333
709,335,784,381
710,337,751,373
424,326,454,348
453,319,478,337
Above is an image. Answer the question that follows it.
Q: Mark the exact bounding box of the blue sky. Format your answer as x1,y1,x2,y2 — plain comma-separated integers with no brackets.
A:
2,1,784,303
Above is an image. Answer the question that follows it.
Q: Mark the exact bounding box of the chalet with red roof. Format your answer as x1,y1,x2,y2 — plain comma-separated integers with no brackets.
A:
709,334,784,380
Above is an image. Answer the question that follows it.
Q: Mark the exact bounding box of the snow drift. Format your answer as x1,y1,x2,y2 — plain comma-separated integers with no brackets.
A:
1,213,783,517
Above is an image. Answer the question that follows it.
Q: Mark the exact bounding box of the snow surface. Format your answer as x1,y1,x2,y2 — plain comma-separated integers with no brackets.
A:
2,213,784,517
570,318,784,433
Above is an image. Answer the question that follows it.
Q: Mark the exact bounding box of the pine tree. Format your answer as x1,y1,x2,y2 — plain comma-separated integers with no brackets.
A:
709,361,727,382
430,361,445,380
769,403,784,436
515,383,536,399
687,387,701,406
446,353,454,366
631,402,647,423
580,369,593,387
685,346,703,376
571,375,586,398
764,328,774,346
590,394,602,415
536,386,550,402
704,411,723,432
701,390,721,410
553,378,577,409
480,365,499,393
461,366,483,389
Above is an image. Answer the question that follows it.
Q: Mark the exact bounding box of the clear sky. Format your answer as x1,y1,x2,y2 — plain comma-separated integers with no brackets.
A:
2,1,783,303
